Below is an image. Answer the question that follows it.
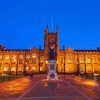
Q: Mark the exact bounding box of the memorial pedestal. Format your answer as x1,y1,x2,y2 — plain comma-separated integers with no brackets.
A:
47,60,58,80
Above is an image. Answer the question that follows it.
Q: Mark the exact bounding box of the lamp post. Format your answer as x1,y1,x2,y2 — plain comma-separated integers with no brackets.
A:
84,50,87,78
90,53,93,77
46,60,48,74
16,52,19,75
38,45,41,73
63,46,66,78
23,51,27,75
64,55,66,78
76,52,80,75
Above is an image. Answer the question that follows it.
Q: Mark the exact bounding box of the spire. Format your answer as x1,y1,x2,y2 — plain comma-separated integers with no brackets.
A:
44,24,48,34
56,24,58,33
46,24,48,32
52,16,53,32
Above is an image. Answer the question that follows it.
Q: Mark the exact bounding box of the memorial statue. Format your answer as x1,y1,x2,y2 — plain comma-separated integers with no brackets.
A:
49,48,56,60
48,39,56,60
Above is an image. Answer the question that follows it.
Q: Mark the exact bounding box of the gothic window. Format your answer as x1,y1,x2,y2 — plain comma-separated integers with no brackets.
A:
92,55,97,63
32,66,35,71
5,56,10,60
18,67,23,71
49,39,55,49
32,54,36,58
79,55,84,63
4,67,8,71
26,55,30,59
40,67,43,71
86,55,91,63
32,58,36,64
67,54,72,63
60,57,63,63
11,67,15,71
12,56,17,63
40,57,44,63
4,55,10,63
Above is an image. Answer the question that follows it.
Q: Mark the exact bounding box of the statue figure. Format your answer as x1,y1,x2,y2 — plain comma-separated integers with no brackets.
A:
48,39,56,60
49,48,56,60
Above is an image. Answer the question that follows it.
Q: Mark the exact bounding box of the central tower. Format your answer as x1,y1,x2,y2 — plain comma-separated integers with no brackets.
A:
44,25,58,80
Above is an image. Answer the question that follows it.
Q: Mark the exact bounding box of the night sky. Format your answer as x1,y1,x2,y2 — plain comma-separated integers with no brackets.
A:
0,0,100,50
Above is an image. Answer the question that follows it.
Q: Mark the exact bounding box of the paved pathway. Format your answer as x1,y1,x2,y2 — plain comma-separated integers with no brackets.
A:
0,75,100,100
0,75,46,100
17,75,100,100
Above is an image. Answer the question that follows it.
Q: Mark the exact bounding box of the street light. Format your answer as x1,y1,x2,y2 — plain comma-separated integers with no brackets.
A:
23,51,27,75
84,50,87,78
90,53,94,77
38,45,41,73
16,54,18,75
76,52,80,75
63,46,66,78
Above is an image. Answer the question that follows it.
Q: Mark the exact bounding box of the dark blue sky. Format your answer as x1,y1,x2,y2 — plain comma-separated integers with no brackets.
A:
0,0,100,49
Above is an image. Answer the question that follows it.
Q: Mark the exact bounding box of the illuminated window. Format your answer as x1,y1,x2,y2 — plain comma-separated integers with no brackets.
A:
40,57,44,63
32,66,35,70
79,56,84,63
67,60,72,63
26,67,28,70
12,56,17,62
4,56,10,63
11,67,15,71
5,56,10,60
86,56,91,63
60,57,63,63
18,67,23,71
32,59,36,63
40,67,43,71
26,55,30,59
92,56,97,63
0,55,2,59
32,54,36,58
13,58,16,62
67,55,72,63
4,67,8,71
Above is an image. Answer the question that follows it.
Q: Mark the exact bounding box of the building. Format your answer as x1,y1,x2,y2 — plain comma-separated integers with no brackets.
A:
0,26,100,75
